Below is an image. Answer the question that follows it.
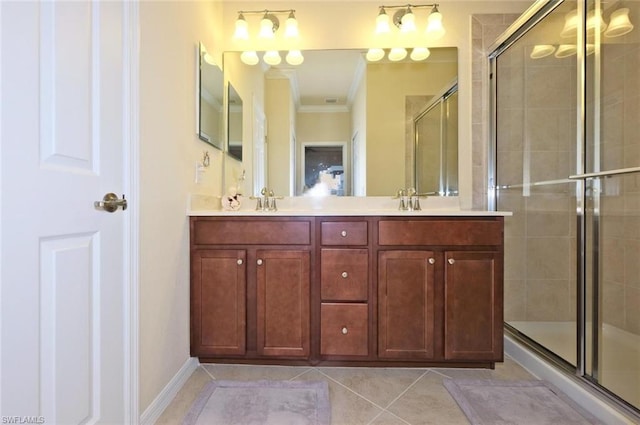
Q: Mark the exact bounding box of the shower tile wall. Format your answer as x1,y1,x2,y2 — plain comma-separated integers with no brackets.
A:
471,14,521,210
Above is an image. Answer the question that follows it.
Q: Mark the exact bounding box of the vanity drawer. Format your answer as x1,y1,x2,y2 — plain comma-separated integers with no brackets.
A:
378,219,503,246
321,303,368,356
321,221,368,246
321,249,368,301
193,219,311,245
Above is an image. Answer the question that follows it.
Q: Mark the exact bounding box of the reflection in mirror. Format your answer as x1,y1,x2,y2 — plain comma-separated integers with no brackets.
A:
414,79,458,196
198,43,224,150
223,48,457,197
227,83,243,161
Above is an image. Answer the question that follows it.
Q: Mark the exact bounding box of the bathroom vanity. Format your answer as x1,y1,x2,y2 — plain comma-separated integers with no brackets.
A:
189,200,507,369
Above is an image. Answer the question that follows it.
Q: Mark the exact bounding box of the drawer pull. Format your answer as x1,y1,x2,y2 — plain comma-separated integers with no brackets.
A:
340,230,348,237
448,258,455,265
257,259,263,266
237,259,243,265
428,258,435,265
341,326,348,335
341,271,348,278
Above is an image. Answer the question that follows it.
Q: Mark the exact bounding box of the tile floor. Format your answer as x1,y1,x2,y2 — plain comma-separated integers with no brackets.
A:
156,356,536,425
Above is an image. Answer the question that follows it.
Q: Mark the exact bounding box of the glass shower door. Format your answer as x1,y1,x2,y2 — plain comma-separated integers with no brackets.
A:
582,0,640,410
495,0,580,368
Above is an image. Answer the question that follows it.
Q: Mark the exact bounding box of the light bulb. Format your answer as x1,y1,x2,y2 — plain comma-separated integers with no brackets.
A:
259,15,275,39
286,50,304,65
605,8,634,37
240,51,259,66
234,14,249,40
529,45,555,59
410,47,430,61
285,11,299,38
560,9,578,38
587,9,607,35
400,8,416,33
388,47,407,61
366,48,385,62
376,8,390,34
555,44,577,58
263,50,282,66
426,7,445,39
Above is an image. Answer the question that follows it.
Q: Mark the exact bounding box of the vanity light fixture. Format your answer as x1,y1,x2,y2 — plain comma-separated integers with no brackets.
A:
367,3,445,62
233,9,304,66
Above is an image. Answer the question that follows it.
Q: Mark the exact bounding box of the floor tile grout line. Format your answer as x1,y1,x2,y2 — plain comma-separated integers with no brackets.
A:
312,367,390,412
381,369,432,410
200,364,216,380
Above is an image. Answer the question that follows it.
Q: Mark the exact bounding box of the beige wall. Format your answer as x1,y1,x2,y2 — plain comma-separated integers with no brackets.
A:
266,78,294,195
139,0,224,414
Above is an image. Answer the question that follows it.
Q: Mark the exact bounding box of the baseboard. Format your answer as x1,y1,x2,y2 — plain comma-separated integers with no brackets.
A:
504,334,637,425
139,357,200,425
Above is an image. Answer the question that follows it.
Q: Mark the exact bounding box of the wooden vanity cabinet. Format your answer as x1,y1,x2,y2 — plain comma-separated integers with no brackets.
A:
190,217,313,360
318,220,371,359
378,219,504,363
191,215,504,367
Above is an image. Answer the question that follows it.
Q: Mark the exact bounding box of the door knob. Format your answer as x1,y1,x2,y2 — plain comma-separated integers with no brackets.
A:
95,193,127,213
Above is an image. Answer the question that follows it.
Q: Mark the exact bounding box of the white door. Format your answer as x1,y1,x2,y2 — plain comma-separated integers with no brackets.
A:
1,1,134,423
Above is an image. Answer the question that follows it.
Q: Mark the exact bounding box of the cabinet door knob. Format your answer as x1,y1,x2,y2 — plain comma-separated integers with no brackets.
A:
341,326,348,335
341,271,348,278
448,258,455,265
340,230,347,237
237,259,243,265
257,259,263,265
428,258,435,265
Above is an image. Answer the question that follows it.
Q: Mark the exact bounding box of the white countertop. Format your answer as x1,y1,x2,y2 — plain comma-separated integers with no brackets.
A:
188,194,512,217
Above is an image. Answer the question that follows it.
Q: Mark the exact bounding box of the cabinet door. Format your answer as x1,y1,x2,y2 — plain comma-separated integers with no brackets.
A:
191,250,246,356
444,251,503,361
256,250,310,357
378,250,435,359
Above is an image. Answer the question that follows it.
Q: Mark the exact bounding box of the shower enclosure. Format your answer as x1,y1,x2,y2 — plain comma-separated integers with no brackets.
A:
489,0,640,416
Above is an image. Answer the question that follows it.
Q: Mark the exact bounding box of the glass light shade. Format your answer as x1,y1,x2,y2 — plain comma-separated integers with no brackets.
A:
587,9,607,34
240,51,259,66
263,50,282,66
400,9,416,33
426,10,445,39
410,47,430,61
605,8,634,37
555,44,577,58
234,15,249,40
376,9,390,34
560,9,578,38
388,47,407,62
259,16,275,38
530,44,555,59
286,50,304,65
285,13,299,38
366,48,385,62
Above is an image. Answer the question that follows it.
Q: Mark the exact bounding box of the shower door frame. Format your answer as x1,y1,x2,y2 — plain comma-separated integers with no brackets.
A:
488,0,640,417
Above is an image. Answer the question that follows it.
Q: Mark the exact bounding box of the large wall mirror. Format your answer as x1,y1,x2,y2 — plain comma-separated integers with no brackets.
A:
198,43,224,150
223,47,457,197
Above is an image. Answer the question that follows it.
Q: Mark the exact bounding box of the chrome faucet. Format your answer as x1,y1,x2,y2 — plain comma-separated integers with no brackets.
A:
251,187,281,212
395,187,424,211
